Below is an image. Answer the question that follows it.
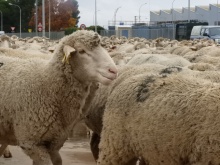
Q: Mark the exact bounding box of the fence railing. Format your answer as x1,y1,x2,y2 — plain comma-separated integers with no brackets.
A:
5,31,65,40
100,28,176,40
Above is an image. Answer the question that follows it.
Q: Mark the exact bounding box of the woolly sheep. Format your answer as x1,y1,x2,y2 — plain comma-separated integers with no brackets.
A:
0,30,118,165
188,62,218,71
0,47,52,60
127,54,191,67
97,66,220,165
84,64,169,165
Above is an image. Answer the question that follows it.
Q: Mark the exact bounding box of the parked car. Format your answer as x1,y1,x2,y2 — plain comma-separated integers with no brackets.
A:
190,25,220,43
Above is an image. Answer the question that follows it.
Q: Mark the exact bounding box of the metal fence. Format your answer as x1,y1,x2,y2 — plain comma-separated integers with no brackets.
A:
100,28,176,40
5,31,65,40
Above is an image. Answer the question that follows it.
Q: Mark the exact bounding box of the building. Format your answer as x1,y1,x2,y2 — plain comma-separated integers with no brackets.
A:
150,4,220,25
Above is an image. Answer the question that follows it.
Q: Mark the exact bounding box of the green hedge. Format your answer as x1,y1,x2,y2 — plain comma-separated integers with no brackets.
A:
65,27,79,35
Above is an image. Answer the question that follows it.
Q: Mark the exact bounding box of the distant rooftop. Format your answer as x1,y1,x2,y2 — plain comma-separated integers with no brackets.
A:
151,4,220,15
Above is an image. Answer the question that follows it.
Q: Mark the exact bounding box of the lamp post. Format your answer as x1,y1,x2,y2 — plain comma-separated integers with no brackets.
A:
9,3,21,38
95,0,97,32
35,0,38,36
42,0,45,37
188,0,190,22
217,0,219,25
139,3,147,22
48,0,50,39
172,0,176,39
93,10,100,25
0,10,3,31
114,6,121,26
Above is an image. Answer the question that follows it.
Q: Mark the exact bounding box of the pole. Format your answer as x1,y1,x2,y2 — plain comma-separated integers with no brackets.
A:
42,0,45,37
114,6,121,26
0,10,2,31
9,3,21,38
18,6,21,38
48,0,50,39
217,0,218,25
134,16,137,25
35,0,38,36
95,0,97,32
139,3,147,22
172,0,176,39
188,0,190,22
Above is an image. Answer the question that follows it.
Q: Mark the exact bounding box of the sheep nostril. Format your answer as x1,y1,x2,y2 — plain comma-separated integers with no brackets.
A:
108,68,117,75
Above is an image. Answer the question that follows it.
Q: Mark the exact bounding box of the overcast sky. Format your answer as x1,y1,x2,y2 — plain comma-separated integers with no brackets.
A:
78,0,220,29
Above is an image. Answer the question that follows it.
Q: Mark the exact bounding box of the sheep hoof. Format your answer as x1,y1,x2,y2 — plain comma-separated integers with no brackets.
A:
3,152,12,158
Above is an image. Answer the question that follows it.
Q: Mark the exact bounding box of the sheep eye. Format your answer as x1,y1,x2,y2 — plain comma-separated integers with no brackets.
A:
78,49,85,54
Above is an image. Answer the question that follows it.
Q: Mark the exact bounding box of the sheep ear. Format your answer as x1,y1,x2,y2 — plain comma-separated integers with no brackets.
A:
62,45,76,64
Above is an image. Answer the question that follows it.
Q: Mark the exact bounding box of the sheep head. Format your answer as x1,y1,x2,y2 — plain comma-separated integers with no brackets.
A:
59,30,118,85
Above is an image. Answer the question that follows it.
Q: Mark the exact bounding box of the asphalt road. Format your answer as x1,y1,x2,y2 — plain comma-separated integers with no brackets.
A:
0,138,96,165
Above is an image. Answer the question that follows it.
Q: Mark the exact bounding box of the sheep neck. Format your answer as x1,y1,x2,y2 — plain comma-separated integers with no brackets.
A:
42,56,91,127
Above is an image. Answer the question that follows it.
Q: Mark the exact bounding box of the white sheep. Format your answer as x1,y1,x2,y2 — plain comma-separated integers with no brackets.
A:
0,47,52,60
97,65,220,165
0,30,118,165
127,54,191,67
84,64,170,165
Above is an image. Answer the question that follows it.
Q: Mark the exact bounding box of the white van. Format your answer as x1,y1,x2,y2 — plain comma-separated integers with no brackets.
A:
0,31,5,35
190,26,220,43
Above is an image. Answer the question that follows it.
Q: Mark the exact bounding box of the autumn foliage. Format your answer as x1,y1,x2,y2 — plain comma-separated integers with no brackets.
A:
28,0,79,31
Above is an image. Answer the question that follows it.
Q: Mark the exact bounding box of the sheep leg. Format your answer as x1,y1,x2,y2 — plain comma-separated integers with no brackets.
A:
49,150,62,165
21,145,52,165
97,140,136,165
3,146,12,158
0,144,8,157
90,132,100,161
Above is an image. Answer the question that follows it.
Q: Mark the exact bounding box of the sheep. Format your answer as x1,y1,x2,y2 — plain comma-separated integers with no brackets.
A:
127,54,191,67
0,47,52,60
0,30,118,165
97,65,220,165
84,64,170,165
188,62,218,71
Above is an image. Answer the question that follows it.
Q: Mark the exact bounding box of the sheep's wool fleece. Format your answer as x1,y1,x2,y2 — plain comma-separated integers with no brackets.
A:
98,71,220,165
0,30,103,155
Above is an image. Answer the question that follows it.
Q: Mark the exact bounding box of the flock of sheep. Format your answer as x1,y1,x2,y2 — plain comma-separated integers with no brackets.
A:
1,30,220,165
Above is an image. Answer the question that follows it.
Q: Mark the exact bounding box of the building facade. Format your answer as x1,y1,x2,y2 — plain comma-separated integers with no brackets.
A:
150,4,220,25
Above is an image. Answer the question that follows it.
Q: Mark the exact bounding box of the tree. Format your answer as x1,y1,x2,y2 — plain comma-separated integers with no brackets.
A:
87,25,105,34
0,0,35,33
28,0,80,32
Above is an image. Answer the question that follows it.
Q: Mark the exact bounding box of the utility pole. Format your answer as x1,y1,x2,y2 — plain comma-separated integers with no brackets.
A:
95,0,97,32
42,0,45,37
48,0,51,38
188,0,190,22
114,6,121,26
134,16,138,25
35,0,38,36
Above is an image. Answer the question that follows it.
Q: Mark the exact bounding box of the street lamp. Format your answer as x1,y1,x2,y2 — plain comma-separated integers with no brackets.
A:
114,6,121,26
35,0,38,36
172,0,176,39
139,3,147,22
188,0,190,22
95,0,97,32
9,3,21,38
217,0,219,25
48,0,51,39
93,10,100,25
42,0,45,37
0,10,3,31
